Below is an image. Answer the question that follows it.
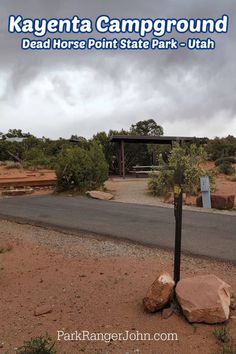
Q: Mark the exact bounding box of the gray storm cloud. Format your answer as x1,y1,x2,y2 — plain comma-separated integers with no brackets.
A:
0,0,235,138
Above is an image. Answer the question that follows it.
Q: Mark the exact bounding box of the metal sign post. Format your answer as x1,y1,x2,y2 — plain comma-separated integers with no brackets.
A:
173,165,184,283
200,176,211,209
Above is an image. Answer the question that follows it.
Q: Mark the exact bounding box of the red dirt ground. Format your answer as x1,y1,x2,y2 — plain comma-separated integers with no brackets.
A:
0,220,235,354
0,165,56,181
1,162,235,206
185,162,236,207
0,166,56,196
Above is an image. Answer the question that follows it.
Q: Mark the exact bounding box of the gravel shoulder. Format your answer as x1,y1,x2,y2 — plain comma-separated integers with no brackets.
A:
105,177,236,216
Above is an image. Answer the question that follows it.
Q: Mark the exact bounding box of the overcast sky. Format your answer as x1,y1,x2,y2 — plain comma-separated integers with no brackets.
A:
0,0,235,139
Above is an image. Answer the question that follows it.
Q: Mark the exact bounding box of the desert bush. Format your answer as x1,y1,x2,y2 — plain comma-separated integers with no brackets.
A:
22,148,52,169
213,327,230,344
206,135,236,160
5,161,22,169
215,157,236,166
218,161,235,176
0,140,24,161
227,175,236,182
148,170,173,196
213,327,236,354
16,335,56,354
148,143,215,196
88,141,109,187
0,245,12,254
56,142,108,192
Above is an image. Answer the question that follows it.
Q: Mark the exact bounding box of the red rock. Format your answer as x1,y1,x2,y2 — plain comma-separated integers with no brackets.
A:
176,274,231,323
162,307,174,319
2,188,34,196
163,192,174,204
196,194,235,210
143,273,175,312
34,305,53,316
86,191,113,201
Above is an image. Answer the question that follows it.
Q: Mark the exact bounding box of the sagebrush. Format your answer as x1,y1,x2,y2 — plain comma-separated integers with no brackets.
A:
56,142,108,192
148,143,215,196
218,161,235,176
16,335,56,354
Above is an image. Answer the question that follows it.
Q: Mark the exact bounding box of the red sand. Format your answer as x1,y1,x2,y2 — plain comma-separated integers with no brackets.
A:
0,220,235,354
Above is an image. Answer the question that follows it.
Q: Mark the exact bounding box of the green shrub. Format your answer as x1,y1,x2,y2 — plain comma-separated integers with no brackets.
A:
218,344,236,354
227,175,236,182
5,161,22,169
56,142,108,192
148,143,215,196
206,135,236,160
218,162,235,176
215,157,236,166
22,148,51,169
16,335,56,354
213,327,236,354
148,170,173,196
213,327,230,343
88,141,109,187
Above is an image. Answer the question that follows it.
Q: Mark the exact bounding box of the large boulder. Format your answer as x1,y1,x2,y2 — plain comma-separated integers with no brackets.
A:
86,191,113,201
143,273,175,312
176,274,231,323
196,194,235,210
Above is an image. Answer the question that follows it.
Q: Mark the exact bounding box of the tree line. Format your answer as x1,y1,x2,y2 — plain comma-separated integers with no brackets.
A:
0,120,236,191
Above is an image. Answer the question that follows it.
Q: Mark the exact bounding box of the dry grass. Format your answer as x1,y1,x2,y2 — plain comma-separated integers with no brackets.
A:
5,161,22,169
0,245,13,254
227,175,236,182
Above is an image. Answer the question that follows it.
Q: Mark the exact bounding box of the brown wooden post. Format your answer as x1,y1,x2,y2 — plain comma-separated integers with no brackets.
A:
173,165,184,283
119,142,122,177
121,140,125,179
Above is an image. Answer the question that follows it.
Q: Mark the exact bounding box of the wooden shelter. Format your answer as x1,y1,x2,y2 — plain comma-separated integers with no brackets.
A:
110,135,195,178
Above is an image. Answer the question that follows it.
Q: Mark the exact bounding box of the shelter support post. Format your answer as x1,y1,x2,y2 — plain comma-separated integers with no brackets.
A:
118,142,122,177
121,140,125,178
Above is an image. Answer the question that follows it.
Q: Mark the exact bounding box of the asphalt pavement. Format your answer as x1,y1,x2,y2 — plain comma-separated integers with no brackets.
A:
0,195,235,263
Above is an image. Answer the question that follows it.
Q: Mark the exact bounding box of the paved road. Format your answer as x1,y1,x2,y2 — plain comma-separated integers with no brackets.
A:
0,195,235,263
